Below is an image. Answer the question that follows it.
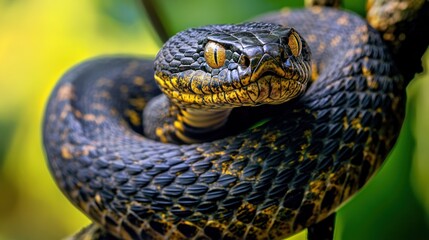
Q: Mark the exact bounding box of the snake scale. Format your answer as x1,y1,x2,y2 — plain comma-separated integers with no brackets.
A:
43,5,408,240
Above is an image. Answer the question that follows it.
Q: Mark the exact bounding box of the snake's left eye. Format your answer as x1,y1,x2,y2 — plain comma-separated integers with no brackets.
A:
288,31,302,57
204,41,226,69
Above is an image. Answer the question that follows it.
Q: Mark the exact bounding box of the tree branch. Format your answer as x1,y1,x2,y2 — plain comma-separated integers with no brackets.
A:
140,0,170,43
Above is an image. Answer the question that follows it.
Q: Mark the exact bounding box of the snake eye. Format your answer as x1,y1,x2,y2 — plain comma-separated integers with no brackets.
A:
204,41,226,69
288,31,302,57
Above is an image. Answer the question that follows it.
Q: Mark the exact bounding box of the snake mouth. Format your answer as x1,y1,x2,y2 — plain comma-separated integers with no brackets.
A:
156,70,308,109
236,73,307,105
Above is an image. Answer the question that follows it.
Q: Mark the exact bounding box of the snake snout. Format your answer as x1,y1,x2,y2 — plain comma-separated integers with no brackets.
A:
244,52,309,105
250,53,288,81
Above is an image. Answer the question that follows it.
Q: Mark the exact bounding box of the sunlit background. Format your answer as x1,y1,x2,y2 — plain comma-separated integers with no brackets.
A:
0,0,428,239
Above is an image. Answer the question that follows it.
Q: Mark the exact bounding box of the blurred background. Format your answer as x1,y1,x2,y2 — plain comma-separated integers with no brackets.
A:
0,0,428,239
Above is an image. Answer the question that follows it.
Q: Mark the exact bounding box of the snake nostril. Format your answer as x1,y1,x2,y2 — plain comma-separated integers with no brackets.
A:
239,55,250,68
279,48,290,65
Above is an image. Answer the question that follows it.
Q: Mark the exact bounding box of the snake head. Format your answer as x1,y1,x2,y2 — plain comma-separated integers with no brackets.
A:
154,22,311,109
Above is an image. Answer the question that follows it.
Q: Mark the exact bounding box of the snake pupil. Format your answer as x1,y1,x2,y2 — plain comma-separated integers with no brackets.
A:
214,48,218,66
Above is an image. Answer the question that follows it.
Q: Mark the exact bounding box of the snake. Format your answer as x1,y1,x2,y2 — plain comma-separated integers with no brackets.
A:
43,5,408,240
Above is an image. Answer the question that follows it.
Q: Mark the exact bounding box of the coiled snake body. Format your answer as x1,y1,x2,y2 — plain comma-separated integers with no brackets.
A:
43,7,405,240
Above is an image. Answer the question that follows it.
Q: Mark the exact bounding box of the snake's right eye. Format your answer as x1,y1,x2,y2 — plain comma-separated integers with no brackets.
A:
204,41,226,69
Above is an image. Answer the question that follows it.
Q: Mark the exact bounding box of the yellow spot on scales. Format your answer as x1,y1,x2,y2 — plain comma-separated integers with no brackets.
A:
124,109,141,126
56,83,76,101
330,36,341,47
336,15,350,26
129,97,146,110
61,145,73,159
155,127,168,143
311,63,319,82
133,76,145,86
83,114,106,124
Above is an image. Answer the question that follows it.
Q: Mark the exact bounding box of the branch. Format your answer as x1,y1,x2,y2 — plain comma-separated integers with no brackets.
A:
140,0,170,43
367,0,429,82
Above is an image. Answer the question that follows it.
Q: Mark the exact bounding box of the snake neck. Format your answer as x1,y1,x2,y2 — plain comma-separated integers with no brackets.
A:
143,95,232,144
174,108,232,143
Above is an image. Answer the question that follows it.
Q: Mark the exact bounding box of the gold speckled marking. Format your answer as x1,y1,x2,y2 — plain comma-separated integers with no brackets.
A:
330,35,341,47
336,15,350,26
310,178,327,196
56,83,75,101
173,121,185,132
128,98,146,110
316,42,326,54
358,26,369,42
342,115,349,129
350,117,363,130
133,76,145,86
307,34,317,43
366,76,379,89
83,114,106,124
362,59,380,90
95,193,102,204
59,104,72,120
74,110,83,118
311,62,319,82
61,145,73,159
124,109,141,126
83,113,96,121
81,145,96,156
155,126,169,143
